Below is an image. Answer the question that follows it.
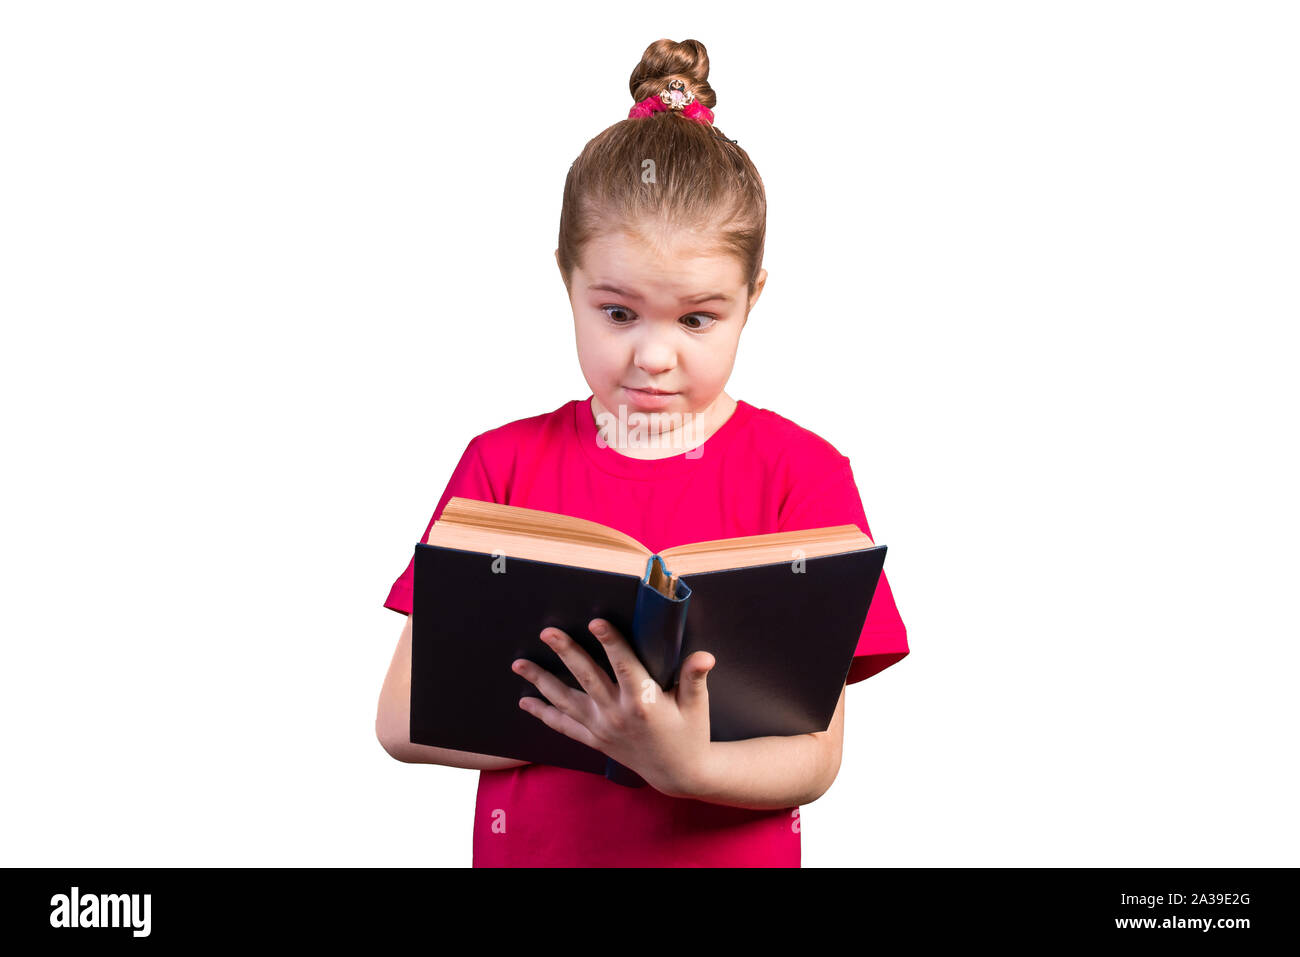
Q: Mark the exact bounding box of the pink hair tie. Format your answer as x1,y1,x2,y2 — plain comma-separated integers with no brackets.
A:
682,100,714,125
628,96,667,119
628,78,715,127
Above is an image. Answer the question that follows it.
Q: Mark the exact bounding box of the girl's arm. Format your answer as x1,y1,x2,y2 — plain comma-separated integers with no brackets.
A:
375,613,530,771
675,685,846,811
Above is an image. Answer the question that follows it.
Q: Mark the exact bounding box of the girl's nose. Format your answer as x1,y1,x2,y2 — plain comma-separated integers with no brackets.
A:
633,333,677,376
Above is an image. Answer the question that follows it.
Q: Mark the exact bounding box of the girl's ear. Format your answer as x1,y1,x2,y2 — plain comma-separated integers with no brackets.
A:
555,249,570,291
749,268,769,309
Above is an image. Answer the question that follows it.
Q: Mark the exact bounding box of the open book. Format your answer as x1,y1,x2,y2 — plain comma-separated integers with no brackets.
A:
410,496,889,787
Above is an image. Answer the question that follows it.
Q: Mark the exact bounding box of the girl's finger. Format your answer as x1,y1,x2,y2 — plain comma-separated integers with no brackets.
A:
539,627,617,708
518,696,602,751
587,620,652,697
511,658,589,722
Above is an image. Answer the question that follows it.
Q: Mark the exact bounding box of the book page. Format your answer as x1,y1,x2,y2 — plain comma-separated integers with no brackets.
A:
659,525,875,575
437,498,651,553
424,497,650,578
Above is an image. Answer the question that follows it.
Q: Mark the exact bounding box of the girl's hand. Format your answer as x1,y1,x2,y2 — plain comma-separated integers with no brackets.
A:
511,619,715,799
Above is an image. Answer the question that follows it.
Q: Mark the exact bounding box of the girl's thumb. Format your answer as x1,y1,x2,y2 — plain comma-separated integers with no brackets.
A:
677,651,715,710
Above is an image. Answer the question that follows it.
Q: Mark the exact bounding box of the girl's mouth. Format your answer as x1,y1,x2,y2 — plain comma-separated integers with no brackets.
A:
623,387,678,409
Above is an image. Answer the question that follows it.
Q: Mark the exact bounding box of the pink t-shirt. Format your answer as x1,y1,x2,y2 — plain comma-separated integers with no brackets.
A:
384,396,909,867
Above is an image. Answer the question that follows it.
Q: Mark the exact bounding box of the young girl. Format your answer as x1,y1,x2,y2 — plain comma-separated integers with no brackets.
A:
375,38,909,867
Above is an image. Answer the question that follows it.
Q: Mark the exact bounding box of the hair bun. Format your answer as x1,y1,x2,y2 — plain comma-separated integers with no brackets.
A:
629,38,716,110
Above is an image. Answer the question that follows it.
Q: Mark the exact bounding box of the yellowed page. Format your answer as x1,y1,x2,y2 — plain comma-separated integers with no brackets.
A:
659,525,874,575
424,497,650,578
425,497,875,579
436,497,650,550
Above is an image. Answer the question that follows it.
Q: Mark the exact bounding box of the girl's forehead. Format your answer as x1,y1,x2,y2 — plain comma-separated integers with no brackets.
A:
593,224,721,257
581,232,743,287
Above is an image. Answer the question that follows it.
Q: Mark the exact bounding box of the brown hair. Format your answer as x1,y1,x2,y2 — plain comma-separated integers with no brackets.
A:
556,38,767,303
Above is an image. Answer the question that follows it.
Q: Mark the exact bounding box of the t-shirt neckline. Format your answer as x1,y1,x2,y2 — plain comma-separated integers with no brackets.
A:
573,393,755,479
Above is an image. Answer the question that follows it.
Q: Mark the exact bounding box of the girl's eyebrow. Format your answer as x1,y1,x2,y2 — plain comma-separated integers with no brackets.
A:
588,282,733,304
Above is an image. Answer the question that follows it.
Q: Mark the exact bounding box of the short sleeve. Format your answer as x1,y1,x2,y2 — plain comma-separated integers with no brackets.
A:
778,459,909,684
382,436,498,616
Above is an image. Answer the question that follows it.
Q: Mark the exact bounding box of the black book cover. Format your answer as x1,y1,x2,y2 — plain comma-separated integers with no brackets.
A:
410,542,886,788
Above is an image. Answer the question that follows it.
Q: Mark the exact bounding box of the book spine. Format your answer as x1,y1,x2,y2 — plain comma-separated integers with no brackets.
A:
604,559,693,788
630,556,693,687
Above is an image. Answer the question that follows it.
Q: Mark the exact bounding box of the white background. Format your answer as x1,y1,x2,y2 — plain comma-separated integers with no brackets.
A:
2,1,1296,867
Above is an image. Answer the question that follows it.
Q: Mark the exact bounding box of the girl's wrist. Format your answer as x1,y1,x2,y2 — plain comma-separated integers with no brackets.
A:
663,742,715,801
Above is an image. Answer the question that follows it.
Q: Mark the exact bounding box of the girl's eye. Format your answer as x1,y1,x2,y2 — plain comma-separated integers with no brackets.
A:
601,305,635,324
680,314,718,331
599,305,718,331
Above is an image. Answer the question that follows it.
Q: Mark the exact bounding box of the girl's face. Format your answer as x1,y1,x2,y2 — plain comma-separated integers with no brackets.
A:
560,228,766,430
